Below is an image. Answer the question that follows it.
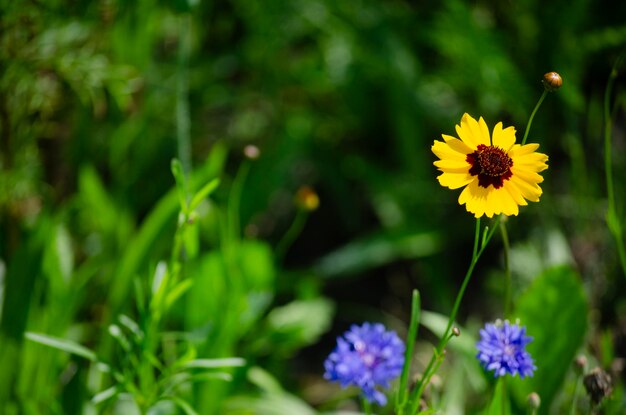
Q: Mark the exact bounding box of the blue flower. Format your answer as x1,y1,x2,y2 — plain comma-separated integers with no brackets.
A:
324,322,405,406
476,320,536,378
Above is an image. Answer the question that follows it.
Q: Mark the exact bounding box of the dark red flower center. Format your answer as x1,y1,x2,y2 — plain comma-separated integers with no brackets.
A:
466,144,513,189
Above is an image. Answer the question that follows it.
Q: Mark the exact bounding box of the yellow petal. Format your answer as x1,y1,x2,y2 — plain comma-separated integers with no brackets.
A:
458,180,492,218
511,167,544,185
442,134,474,154
510,175,543,202
503,181,528,207
434,159,471,172
456,113,490,148
491,186,519,216
513,152,549,171
432,140,468,162
458,180,524,218
509,143,540,157
492,122,516,150
438,172,475,189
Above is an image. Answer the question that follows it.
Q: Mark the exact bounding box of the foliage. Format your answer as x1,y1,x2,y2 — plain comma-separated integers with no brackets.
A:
1,0,626,414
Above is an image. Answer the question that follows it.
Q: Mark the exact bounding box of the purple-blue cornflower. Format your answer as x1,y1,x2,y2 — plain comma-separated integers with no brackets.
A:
476,320,536,378
324,322,405,406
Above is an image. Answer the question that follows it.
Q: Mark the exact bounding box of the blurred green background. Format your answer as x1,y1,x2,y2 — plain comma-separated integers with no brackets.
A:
1,0,626,414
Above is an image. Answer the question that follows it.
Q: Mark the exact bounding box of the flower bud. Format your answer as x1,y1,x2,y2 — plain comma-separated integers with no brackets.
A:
542,72,562,92
295,186,319,211
452,327,461,337
574,355,587,376
527,392,541,410
583,367,612,405
243,144,260,160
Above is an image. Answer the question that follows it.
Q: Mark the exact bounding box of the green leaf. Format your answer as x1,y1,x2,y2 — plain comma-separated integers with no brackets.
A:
179,358,245,370
171,158,189,214
165,278,194,310
25,332,97,362
509,266,588,411
247,366,284,394
159,396,200,415
484,379,511,415
397,290,420,408
91,386,119,405
224,392,316,415
314,230,441,278
108,324,131,352
261,298,335,354
118,314,144,341
42,222,74,295
189,178,220,212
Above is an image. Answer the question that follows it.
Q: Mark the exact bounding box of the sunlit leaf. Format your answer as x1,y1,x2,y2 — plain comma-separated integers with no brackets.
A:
189,178,220,212
509,266,588,411
25,332,97,362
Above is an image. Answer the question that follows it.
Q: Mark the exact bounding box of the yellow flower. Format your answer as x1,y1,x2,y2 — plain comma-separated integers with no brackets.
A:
432,113,548,218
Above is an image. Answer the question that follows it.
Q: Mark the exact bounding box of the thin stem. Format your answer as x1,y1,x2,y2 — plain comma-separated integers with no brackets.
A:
603,55,626,279
501,378,507,415
407,217,501,412
440,218,482,343
396,290,421,410
521,90,548,146
500,218,512,317
176,14,192,174
275,209,308,263
473,217,481,259
569,374,581,415
227,162,251,247
361,396,372,415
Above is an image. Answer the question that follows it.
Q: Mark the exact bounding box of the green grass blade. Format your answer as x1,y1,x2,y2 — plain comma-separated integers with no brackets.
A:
397,289,420,410
189,178,220,212
24,332,97,362
179,358,246,370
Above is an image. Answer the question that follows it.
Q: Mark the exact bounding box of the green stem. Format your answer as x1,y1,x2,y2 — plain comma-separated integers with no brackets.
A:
275,209,308,263
408,217,501,412
396,290,421,410
440,218,482,343
227,161,250,247
500,218,512,317
521,90,548,146
501,378,507,415
603,55,626,279
569,374,581,415
361,396,372,415
176,14,192,174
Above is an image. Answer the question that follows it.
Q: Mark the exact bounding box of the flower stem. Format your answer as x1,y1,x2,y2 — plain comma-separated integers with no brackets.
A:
439,218,482,346
569,373,582,415
275,208,308,263
500,218,512,317
501,378,507,415
407,217,500,412
176,13,192,174
361,396,372,415
521,90,548,146
603,54,626,280
396,290,421,410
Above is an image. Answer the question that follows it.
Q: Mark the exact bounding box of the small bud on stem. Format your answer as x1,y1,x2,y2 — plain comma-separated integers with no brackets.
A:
527,392,541,410
542,72,562,92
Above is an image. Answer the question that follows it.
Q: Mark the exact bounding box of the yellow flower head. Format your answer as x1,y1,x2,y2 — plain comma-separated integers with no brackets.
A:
432,113,548,218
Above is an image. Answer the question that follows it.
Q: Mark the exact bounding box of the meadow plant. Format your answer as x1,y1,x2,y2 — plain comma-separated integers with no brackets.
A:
324,323,405,407
323,73,585,414
476,320,536,379
3,3,625,413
